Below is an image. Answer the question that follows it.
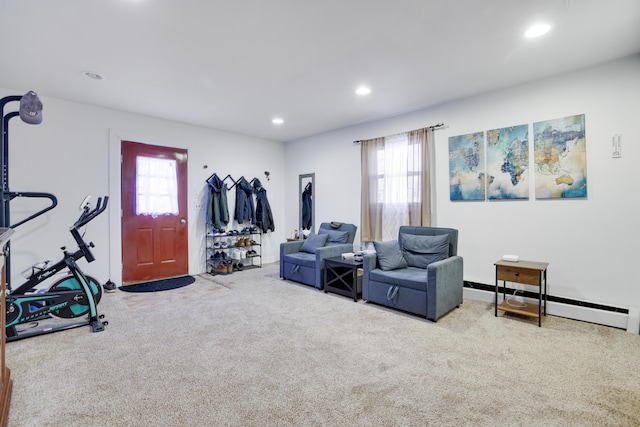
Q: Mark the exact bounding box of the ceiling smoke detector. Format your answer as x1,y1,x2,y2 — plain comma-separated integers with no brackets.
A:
82,71,104,81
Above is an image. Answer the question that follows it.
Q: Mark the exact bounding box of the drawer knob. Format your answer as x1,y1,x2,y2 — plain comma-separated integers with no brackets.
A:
515,272,519,276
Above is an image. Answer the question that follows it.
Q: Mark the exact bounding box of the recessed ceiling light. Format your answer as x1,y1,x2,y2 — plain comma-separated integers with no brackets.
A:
355,86,371,95
524,23,551,38
82,71,104,81
272,118,284,125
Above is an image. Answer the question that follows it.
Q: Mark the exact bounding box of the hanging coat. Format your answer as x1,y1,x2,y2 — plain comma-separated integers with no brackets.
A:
255,186,275,233
207,174,229,229
302,182,312,230
235,177,255,224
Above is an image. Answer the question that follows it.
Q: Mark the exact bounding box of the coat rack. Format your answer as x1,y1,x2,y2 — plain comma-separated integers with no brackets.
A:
205,173,265,191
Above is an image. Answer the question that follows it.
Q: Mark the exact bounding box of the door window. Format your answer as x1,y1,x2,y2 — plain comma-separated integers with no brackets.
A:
135,156,179,216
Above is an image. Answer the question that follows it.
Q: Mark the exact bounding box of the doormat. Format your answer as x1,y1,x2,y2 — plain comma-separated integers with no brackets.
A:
119,275,196,293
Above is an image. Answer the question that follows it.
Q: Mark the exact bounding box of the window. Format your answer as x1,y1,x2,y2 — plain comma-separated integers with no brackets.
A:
135,156,179,216
361,127,433,242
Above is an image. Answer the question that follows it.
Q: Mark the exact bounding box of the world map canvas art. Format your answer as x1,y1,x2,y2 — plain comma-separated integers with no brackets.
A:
448,132,485,201
533,114,587,199
486,124,529,200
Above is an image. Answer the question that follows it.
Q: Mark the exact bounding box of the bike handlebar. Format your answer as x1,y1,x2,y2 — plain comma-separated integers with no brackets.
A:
73,196,109,229
70,196,109,263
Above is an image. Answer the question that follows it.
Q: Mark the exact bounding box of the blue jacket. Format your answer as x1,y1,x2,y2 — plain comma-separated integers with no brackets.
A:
234,178,255,224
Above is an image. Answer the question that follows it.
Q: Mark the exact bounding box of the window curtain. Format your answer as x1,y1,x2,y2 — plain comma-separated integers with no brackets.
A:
360,127,432,242
136,156,179,216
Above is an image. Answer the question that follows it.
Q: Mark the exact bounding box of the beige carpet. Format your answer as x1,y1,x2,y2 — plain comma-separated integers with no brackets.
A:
6,264,640,426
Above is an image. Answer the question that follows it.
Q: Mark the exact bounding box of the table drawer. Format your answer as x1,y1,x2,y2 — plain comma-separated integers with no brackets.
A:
496,265,540,286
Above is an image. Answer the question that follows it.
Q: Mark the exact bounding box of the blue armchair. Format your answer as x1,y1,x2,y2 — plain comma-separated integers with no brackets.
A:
280,223,357,289
362,226,463,321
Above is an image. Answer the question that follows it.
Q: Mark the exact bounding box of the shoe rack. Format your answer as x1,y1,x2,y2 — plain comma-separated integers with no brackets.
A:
206,226,262,275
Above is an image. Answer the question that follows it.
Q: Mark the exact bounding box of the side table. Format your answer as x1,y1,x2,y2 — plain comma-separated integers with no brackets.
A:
324,256,363,302
494,259,548,327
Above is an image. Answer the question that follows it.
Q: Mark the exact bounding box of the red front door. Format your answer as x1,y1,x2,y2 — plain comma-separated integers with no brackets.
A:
121,141,188,283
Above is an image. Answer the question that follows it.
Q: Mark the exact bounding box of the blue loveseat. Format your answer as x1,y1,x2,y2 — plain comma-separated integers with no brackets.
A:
362,226,463,321
280,223,356,289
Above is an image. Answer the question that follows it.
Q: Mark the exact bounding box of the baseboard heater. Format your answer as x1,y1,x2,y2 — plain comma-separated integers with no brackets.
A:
464,281,628,315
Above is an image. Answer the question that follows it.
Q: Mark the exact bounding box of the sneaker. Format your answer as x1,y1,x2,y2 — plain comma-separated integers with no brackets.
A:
103,280,117,293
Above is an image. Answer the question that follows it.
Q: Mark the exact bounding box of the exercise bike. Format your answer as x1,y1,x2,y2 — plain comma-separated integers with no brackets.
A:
5,196,109,341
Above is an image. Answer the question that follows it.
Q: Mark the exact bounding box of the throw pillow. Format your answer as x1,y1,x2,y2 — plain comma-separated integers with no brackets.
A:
400,233,450,268
318,228,349,243
373,240,408,271
300,233,329,253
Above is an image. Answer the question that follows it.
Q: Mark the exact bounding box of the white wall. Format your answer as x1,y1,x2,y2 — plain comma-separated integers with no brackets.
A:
1,91,285,288
285,54,640,323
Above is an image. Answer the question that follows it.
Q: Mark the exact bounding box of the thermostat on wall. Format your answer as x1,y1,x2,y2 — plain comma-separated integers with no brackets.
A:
501,254,519,262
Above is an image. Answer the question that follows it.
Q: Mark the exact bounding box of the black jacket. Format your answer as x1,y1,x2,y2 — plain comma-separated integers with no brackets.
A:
255,187,274,233
302,182,312,230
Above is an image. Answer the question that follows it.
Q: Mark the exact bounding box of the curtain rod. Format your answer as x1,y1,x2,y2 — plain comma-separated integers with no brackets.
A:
353,123,445,145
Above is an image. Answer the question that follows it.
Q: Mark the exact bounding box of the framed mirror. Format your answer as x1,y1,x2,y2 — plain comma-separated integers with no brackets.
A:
299,173,314,236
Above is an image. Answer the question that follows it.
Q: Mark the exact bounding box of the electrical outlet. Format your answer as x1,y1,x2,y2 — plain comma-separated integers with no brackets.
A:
612,134,621,158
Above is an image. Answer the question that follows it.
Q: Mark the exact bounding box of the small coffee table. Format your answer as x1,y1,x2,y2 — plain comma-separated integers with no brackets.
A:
324,256,363,302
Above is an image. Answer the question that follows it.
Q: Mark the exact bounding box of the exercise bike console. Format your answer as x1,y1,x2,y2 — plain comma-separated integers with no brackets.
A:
6,196,110,341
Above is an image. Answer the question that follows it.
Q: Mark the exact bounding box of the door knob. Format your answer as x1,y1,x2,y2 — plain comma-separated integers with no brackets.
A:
180,218,186,225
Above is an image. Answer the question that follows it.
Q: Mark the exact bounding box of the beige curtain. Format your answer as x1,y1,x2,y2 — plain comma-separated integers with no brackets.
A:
360,127,432,242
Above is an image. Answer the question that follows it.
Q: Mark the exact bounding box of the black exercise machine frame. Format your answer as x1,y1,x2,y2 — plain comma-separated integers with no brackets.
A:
1,92,108,340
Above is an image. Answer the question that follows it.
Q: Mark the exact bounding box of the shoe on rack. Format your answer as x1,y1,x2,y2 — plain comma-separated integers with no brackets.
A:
103,280,117,293
249,239,257,245
215,263,228,275
226,260,234,274
236,238,245,247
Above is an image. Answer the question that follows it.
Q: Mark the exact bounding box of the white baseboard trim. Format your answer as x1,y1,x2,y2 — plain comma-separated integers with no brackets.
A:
463,288,631,331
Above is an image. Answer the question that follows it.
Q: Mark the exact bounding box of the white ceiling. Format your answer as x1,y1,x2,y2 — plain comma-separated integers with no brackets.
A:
1,0,639,142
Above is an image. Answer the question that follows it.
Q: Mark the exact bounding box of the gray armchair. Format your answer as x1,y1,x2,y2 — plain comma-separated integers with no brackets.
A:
280,223,357,289
362,226,463,321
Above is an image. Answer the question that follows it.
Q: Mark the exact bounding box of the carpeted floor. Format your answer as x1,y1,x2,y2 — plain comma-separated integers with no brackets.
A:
6,263,640,426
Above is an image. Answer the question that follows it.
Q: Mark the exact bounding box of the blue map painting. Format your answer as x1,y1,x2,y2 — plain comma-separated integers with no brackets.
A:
533,114,587,199
448,132,485,201
486,124,529,200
